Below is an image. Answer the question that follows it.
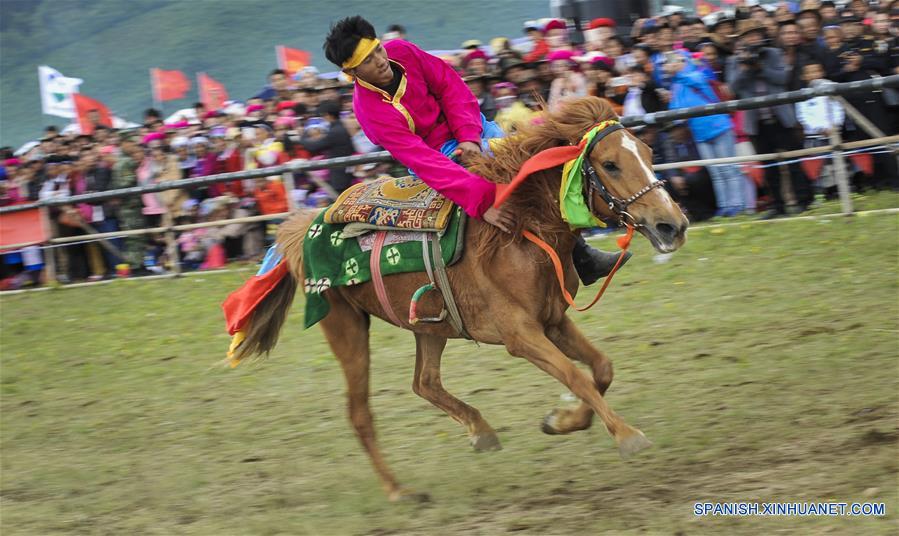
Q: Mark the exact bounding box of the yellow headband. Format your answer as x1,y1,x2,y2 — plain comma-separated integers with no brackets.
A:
342,37,380,69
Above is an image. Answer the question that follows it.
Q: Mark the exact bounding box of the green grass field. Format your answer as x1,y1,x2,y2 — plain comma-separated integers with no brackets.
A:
2,195,898,535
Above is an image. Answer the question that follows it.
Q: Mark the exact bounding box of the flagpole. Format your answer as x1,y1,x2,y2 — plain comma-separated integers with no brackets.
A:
197,72,203,110
275,46,283,71
150,68,162,114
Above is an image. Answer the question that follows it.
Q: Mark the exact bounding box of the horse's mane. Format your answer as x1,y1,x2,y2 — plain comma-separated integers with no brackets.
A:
467,96,618,255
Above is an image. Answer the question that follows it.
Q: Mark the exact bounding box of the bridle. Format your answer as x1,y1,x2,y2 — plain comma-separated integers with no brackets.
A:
492,119,670,312
579,121,667,228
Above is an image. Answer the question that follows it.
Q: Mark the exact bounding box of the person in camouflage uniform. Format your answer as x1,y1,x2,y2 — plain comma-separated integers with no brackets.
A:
109,136,146,271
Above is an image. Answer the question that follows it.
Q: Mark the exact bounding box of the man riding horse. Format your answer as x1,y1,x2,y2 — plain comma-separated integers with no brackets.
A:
325,15,629,285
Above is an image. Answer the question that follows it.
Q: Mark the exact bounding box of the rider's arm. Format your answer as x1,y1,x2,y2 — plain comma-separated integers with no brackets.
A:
399,40,484,144
358,108,495,219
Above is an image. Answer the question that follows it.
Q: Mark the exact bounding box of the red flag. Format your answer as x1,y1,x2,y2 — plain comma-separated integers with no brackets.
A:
151,68,191,101
72,93,112,135
198,72,229,111
848,153,874,175
801,157,825,182
0,207,50,251
222,260,289,335
276,46,311,78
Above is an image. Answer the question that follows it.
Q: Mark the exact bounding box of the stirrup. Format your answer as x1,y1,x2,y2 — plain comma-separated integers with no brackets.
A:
409,283,448,324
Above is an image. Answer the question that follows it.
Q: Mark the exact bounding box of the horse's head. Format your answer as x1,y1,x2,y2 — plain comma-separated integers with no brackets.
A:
584,125,688,253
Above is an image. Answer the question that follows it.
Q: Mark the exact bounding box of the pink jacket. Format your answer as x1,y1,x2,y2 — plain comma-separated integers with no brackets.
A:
353,39,495,218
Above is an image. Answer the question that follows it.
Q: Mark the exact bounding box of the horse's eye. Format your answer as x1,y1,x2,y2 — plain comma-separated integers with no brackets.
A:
602,161,618,172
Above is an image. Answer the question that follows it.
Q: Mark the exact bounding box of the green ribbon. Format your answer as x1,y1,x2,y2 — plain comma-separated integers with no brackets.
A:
559,124,608,230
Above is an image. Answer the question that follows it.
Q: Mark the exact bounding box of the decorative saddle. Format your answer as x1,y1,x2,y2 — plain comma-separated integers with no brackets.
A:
323,176,456,236
304,176,468,337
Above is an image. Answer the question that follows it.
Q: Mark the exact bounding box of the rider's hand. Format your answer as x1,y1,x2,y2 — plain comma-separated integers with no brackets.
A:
454,141,482,165
482,205,515,233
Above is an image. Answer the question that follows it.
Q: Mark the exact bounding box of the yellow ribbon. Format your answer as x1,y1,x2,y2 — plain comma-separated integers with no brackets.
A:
342,37,380,69
227,330,246,368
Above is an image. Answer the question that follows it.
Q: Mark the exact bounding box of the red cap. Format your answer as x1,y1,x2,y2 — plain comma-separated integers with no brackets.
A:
544,19,567,32
588,18,616,30
465,49,489,62
276,101,297,112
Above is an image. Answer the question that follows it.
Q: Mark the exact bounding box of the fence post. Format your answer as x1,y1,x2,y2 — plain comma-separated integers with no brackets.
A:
282,170,297,211
163,210,182,276
835,96,899,173
38,206,57,284
828,129,854,215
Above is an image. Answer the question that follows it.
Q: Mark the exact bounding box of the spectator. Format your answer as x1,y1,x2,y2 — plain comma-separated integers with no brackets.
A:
143,108,162,127
299,100,355,193
109,136,146,273
650,24,685,88
493,82,534,134
796,61,846,199
383,24,406,42
656,123,718,222
622,65,667,116
252,177,288,215
548,50,588,112
523,20,550,62
665,51,746,216
727,19,813,218
464,74,497,121
584,17,617,52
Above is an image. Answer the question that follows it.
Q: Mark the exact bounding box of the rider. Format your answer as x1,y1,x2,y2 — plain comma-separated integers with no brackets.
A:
324,16,628,285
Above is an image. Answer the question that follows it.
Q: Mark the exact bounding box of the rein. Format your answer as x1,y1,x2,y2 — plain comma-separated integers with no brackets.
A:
495,120,658,311
523,226,633,311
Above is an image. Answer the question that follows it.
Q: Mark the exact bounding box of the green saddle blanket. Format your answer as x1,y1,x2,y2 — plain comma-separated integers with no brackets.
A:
302,205,466,328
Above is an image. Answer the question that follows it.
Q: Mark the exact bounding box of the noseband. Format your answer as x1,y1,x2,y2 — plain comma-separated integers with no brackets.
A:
580,122,667,227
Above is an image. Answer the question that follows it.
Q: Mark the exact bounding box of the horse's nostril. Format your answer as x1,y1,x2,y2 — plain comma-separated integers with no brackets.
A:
656,222,677,239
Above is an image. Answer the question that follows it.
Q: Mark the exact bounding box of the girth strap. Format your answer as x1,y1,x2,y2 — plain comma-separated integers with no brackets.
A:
370,231,405,326
429,233,471,339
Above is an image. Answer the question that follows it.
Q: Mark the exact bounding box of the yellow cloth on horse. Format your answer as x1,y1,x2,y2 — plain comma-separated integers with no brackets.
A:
324,176,455,235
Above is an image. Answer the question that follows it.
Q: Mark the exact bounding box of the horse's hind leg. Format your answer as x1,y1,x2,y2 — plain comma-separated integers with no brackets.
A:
413,333,501,451
320,292,425,502
542,315,614,435
500,315,651,458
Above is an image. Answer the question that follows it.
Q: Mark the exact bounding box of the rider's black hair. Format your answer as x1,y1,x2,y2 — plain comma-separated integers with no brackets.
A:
324,16,378,68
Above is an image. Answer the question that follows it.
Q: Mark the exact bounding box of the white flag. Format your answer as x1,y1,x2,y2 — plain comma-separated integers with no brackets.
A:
38,66,83,118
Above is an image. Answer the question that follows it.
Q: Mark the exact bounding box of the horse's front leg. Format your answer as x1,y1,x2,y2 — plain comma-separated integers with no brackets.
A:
541,315,614,435
500,315,651,458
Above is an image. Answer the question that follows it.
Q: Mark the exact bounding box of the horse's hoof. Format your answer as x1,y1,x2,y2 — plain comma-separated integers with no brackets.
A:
388,488,432,503
471,432,502,452
541,410,563,435
617,430,652,459
541,409,591,435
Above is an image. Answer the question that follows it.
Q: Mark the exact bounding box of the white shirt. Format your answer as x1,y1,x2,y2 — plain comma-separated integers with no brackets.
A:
795,94,845,135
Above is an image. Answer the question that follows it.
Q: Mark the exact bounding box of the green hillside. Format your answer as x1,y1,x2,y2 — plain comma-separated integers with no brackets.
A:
0,0,549,148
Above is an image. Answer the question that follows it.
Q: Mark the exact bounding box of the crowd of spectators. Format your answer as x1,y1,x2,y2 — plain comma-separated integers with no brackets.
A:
1,0,897,288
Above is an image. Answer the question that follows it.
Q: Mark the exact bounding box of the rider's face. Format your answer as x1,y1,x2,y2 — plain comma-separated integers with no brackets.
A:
348,43,393,87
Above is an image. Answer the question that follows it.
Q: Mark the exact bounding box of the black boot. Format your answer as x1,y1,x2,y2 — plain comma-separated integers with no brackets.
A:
572,234,631,286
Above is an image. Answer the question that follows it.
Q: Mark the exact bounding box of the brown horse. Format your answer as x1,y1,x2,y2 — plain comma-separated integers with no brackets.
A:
235,97,688,501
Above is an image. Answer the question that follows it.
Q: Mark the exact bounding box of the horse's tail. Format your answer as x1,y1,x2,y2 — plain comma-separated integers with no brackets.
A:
231,209,320,364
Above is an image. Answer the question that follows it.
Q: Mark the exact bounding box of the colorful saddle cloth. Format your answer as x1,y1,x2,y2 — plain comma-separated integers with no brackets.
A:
302,205,466,328
323,175,455,235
